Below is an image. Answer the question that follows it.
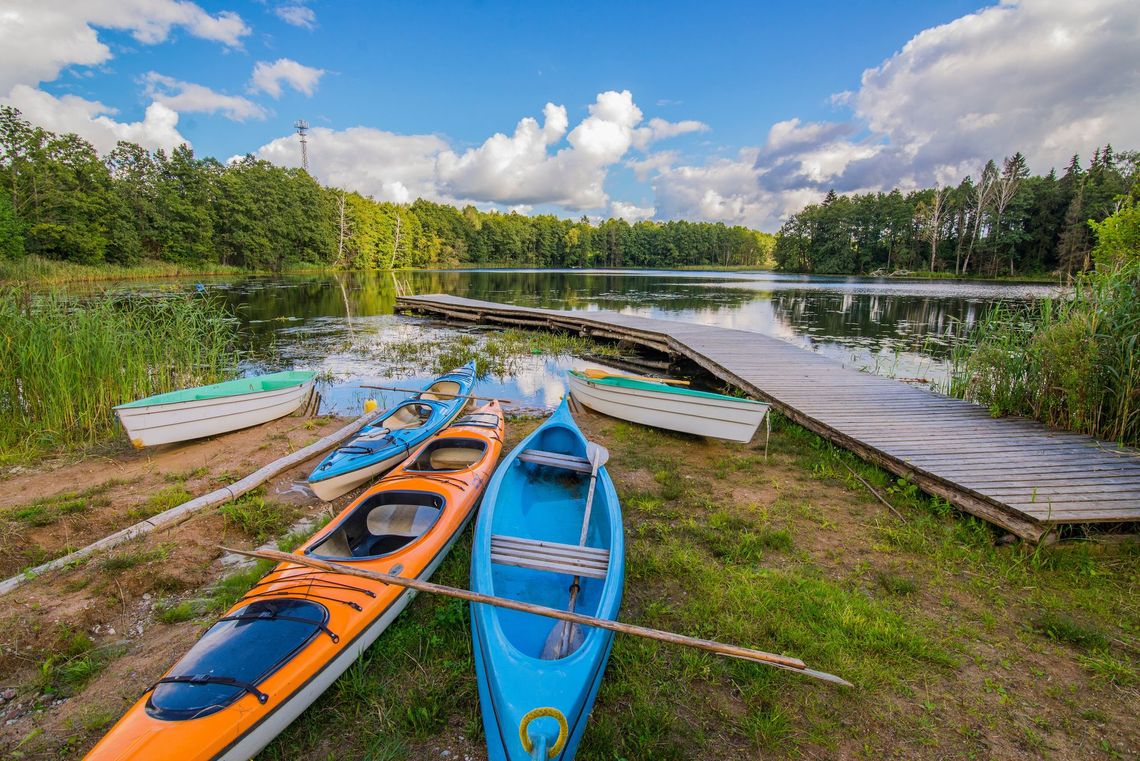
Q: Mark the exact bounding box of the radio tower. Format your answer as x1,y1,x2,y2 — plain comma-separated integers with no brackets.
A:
294,119,309,171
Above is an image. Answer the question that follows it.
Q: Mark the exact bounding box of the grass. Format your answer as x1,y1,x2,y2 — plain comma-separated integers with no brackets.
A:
2,479,125,527
100,543,172,572
0,255,251,285
1030,611,1109,650
36,626,124,697
126,485,192,520
218,491,297,543
0,288,237,459
944,258,1140,446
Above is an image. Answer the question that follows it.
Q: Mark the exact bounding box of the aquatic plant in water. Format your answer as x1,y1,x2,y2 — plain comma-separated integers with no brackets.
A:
0,288,237,457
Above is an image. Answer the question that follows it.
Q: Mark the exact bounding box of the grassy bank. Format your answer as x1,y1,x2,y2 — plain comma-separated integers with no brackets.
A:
250,412,1136,760
0,289,237,459
0,256,264,285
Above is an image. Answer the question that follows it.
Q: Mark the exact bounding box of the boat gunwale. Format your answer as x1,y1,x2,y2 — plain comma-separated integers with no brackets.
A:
569,369,768,405
114,371,317,410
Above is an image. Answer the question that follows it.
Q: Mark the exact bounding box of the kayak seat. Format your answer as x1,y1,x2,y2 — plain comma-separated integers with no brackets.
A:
307,492,444,559
406,438,488,472
490,534,609,579
517,449,592,474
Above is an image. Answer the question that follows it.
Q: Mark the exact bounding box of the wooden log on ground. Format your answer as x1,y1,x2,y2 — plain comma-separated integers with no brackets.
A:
0,409,383,597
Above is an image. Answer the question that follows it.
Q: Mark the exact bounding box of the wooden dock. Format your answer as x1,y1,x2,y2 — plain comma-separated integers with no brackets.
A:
397,294,1140,542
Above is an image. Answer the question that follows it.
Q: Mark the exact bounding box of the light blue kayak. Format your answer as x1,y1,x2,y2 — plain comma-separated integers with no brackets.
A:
306,361,476,501
471,397,624,761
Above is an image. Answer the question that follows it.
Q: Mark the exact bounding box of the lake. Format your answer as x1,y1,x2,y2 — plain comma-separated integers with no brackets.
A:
142,269,1060,414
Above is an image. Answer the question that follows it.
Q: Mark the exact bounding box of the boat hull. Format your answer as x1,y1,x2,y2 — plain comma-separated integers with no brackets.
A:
115,380,314,448
471,398,624,760
85,404,504,761
567,371,768,442
306,362,476,501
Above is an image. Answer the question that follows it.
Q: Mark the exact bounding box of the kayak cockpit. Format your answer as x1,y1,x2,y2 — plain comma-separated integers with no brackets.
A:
306,490,445,559
146,598,329,721
404,437,488,472
418,379,462,401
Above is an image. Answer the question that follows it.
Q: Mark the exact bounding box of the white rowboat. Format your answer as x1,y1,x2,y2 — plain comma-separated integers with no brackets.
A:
567,369,769,442
114,371,317,447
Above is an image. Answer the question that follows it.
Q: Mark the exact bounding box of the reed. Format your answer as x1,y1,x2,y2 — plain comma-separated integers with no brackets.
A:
0,288,237,456
945,260,1139,446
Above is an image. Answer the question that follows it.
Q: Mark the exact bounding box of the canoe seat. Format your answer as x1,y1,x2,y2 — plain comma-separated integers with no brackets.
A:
517,449,592,474
490,534,609,579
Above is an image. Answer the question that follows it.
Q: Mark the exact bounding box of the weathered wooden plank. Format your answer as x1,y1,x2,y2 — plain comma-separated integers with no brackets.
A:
400,294,1140,540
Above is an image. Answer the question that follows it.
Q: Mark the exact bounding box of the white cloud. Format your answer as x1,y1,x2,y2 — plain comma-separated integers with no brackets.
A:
274,4,316,29
254,90,704,210
651,0,1140,230
0,0,249,92
626,151,677,181
610,201,655,222
144,72,265,121
632,117,709,150
256,127,449,203
250,58,326,98
3,84,186,152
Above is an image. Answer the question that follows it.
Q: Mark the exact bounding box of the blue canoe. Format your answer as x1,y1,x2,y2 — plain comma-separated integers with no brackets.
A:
306,361,477,501
471,397,625,761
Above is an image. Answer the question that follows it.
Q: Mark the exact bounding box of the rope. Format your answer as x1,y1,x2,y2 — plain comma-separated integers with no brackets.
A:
519,706,568,759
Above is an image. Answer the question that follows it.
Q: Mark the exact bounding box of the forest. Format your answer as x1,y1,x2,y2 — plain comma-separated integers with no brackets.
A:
0,108,773,272
773,148,1139,276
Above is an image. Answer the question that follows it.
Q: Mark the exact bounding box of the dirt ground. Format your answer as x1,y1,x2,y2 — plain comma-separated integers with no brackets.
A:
0,407,1136,760
0,413,357,756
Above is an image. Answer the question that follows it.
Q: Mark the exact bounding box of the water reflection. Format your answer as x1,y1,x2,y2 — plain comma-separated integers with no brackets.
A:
108,269,1057,409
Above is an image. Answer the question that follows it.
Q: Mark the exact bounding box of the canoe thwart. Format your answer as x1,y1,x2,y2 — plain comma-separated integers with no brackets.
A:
517,449,593,474
490,534,610,579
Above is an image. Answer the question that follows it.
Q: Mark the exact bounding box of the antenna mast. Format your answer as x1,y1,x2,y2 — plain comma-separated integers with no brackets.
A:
294,119,309,171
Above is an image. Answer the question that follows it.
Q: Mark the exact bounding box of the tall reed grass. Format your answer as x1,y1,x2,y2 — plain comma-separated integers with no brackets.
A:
0,256,252,285
0,289,237,456
945,260,1139,446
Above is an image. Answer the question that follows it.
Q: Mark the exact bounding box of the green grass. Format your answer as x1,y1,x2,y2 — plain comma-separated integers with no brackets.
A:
36,626,124,697
218,492,297,543
0,288,237,458
3,479,125,527
1030,611,1109,650
101,543,172,571
0,255,250,285
127,485,192,520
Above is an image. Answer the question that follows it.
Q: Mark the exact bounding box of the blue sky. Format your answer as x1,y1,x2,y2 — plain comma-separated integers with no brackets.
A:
3,1,1137,229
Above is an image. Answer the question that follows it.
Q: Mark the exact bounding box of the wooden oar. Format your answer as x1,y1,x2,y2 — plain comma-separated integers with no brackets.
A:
222,546,853,687
544,442,608,659
580,368,690,386
360,384,514,404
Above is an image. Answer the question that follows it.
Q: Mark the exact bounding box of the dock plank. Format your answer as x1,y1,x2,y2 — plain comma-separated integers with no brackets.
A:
398,294,1140,541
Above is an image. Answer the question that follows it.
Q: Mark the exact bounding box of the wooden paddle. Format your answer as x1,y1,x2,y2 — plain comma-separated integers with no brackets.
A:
580,368,690,386
359,384,514,404
542,442,608,660
221,546,853,687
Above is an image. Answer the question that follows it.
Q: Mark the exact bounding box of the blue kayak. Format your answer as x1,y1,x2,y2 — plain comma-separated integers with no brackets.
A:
307,361,476,501
471,397,625,761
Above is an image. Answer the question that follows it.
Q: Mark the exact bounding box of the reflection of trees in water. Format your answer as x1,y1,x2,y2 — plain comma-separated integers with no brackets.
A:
770,291,998,357
404,270,759,312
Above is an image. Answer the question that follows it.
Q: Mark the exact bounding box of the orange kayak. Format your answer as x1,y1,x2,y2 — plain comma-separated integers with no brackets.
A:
86,402,505,761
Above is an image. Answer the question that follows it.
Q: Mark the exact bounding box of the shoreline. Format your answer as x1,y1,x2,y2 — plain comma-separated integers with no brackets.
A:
0,407,1135,759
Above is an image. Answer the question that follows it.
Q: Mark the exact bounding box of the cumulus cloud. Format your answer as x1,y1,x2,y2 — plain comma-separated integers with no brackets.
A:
3,84,186,152
144,72,265,121
0,0,249,92
651,0,1140,230
250,58,326,98
255,90,704,209
274,4,316,29
610,201,656,222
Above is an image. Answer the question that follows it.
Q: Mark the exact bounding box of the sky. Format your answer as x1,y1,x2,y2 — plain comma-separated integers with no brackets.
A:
2,0,1138,231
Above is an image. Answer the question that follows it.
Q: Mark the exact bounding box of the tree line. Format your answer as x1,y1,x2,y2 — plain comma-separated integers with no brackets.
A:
0,107,773,271
773,148,1138,276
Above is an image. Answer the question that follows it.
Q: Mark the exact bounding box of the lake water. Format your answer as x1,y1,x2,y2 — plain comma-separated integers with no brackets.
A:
138,269,1061,414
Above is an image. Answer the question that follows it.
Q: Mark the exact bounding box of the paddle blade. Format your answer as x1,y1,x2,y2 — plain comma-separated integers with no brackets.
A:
586,441,610,471
540,621,585,660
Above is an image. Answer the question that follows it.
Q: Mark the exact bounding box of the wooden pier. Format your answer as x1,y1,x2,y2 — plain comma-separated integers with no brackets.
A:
397,294,1140,542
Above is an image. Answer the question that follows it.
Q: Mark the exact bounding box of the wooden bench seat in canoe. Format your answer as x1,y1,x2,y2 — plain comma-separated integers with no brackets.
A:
490,534,610,579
